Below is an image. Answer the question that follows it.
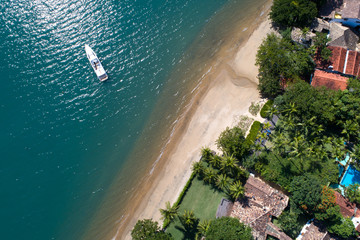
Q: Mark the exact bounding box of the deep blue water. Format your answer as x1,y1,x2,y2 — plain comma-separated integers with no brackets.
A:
0,0,235,239
0,0,269,239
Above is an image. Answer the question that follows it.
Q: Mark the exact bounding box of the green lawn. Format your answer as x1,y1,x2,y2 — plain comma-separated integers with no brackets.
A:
166,177,227,240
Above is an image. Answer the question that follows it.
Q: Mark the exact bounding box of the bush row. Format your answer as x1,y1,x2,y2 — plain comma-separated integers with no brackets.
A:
260,99,274,118
245,121,262,147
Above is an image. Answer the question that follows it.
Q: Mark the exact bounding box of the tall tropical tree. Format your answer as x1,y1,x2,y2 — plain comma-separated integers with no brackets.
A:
266,106,278,125
220,154,239,176
192,161,205,178
227,181,245,201
179,210,199,231
203,168,217,185
160,201,179,226
209,155,222,169
216,174,231,191
197,220,211,240
201,147,213,163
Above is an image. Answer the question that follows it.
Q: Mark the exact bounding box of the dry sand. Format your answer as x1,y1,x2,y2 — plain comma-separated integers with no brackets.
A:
119,17,274,239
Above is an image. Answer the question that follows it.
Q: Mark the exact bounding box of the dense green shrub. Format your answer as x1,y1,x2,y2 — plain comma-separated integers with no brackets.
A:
132,219,174,240
270,0,317,28
206,217,253,240
216,126,248,160
260,100,274,118
245,121,262,147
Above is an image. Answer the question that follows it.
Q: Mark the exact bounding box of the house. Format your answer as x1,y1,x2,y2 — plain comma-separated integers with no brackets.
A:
311,69,348,90
334,191,357,218
297,221,333,240
320,0,360,19
311,45,360,90
227,175,290,240
328,22,359,51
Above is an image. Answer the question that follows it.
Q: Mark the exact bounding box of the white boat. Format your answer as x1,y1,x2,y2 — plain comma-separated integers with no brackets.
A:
85,44,108,82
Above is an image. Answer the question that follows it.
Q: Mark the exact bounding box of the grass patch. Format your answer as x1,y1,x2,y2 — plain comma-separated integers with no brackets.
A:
166,177,227,239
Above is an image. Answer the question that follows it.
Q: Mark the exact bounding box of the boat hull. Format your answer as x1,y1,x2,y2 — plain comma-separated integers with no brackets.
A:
85,44,108,82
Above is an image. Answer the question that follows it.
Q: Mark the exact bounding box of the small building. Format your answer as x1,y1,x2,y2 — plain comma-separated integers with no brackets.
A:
334,191,357,218
328,22,359,51
228,176,290,240
311,69,349,90
297,221,332,240
319,0,360,19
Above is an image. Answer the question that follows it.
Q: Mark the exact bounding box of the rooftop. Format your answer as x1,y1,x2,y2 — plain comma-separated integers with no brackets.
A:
297,221,330,240
311,69,348,91
320,0,360,19
334,191,356,218
229,176,289,240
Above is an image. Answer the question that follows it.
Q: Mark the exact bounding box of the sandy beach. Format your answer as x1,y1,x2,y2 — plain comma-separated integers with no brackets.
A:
118,9,274,239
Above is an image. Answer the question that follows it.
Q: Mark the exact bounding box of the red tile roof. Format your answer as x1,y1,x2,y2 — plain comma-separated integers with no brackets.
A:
316,46,360,78
311,69,348,90
328,46,347,72
334,191,356,218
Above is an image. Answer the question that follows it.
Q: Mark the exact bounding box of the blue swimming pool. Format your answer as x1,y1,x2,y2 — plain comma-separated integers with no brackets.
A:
340,165,360,187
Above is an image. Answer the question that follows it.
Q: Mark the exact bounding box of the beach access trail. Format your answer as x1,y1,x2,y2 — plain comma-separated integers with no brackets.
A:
121,13,274,240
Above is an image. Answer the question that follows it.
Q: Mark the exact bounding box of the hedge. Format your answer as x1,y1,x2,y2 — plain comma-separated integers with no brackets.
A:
245,121,262,147
260,99,274,118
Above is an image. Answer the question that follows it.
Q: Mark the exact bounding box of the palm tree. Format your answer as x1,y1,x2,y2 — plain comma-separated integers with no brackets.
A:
179,210,198,230
227,181,245,201
201,147,213,163
160,201,179,226
283,102,297,119
209,155,222,169
216,174,231,191
192,161,205,178
203,168,217,185
220,154,239,177
196,220,211,239
341,120,358,143
266,106,278,124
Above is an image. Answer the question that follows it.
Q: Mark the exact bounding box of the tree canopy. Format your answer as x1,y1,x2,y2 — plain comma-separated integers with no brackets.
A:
256,33,314,98
216,126,248,160
290,174,322,212
206,217,253,240
131,219,174,240
270,0,317,28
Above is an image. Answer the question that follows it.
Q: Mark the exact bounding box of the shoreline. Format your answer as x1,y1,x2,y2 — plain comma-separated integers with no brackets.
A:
80,1,274,239
120,7,274,240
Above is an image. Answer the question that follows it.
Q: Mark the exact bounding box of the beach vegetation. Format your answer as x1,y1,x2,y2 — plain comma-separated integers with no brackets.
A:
259,99,274,118
249,101,261,116
160,201,179,227
269,0,317,28
216,126,249,161
131,219,174,240
206,217,253,240
256,33,314,98
235,115,254,135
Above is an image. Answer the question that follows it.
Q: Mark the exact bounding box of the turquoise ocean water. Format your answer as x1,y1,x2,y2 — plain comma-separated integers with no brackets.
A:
0,0,267,239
